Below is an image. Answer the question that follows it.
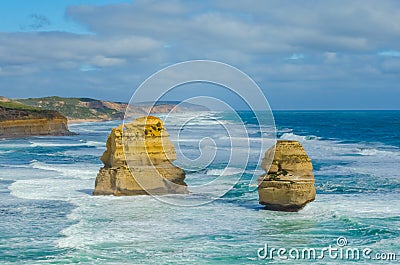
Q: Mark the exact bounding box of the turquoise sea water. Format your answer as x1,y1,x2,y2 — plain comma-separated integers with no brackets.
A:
0,111,399,264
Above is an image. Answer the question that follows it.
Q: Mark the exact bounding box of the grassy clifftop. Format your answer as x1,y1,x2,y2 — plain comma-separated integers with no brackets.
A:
15,96,209,121
0,96,72,137
0,101,40,111
17,96,124,121
0,100,66,122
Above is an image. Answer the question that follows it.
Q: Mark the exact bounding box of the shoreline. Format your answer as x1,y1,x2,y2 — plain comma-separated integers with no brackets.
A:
68,118,118,124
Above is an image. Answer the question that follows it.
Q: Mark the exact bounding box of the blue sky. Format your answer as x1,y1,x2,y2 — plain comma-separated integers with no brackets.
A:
0,0,399,109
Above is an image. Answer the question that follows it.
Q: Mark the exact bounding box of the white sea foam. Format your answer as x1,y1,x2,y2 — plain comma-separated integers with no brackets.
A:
60,148,103,158
0,166,56,181
29,140,105,148
279,132,400,181
206,167,244,176
9,178,92,201
218,136,270,142
0,150,15,154
53,192,400,253
4,117,400,261
29,161,99,179
280,132,320,141
280,132,399,157
277,127,293,133
160,112,229,127
355,147,398,157
245,169,264,176
0,142,32,148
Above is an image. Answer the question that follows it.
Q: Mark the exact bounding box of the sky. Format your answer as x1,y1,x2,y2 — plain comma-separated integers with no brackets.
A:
0,0,399,110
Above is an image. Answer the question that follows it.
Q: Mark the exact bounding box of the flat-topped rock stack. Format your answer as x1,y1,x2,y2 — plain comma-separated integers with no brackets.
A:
93,116,188,196
258,140,316,211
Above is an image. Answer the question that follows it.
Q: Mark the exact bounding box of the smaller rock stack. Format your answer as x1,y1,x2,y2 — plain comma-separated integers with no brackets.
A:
258,140,316,211
93,116,188,196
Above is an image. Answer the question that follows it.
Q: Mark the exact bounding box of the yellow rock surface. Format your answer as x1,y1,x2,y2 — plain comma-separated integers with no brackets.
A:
0,118,70,137
93,116,188,196
258,140,316,211
0,104,72,137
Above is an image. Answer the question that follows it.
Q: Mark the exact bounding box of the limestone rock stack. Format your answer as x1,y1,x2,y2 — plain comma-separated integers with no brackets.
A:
258,140,316,211
93,116,188,196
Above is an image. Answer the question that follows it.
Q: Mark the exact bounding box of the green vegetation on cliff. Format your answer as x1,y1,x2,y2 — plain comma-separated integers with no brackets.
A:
15,96,209,121
17,96,124,120
0,96,72,137
0,101,40,111
0,104,65,122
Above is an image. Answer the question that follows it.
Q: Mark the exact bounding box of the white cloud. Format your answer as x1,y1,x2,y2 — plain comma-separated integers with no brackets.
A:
90,56,126,67
0,32,161,68
324,52,337,63
0,0,399,108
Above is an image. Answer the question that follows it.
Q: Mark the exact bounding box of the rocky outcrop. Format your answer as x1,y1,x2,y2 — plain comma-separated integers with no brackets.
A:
93,116,188,196
258,140,316,211
0,106,73,137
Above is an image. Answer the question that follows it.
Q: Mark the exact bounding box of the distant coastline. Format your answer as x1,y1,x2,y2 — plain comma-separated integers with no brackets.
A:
0,96,210,137
0,97,73,137
11,96,209,123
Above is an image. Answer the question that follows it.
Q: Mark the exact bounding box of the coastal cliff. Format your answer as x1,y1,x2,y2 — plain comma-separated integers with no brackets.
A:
0,99,72,137
16,96,209,122
93,116,188,196
258,140,316,211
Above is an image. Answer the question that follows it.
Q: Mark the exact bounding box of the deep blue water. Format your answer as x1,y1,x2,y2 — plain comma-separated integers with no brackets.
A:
0,111,399,264
273,110,400,148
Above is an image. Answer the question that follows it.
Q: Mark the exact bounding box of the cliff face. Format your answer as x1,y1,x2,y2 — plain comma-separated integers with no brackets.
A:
93,116,188,196
258,140,316,211
0,105,72,137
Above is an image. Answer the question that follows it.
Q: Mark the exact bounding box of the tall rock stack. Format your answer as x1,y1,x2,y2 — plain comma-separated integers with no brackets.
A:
93,116,188,196
258,140,316,211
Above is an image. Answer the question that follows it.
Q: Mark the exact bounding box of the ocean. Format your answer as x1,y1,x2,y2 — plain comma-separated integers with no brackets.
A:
0,111,399,264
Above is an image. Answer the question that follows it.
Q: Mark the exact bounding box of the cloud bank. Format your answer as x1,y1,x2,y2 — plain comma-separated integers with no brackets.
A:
0,0,399,109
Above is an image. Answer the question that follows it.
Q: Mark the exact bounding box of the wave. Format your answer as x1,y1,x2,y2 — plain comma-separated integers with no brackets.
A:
277,127,293,133
357,148,378,156
279,132,320,141
9,177,92,201
160,113,232,128
217,136,275,145
29,140,105,148
206,167,244,176
0,142,32,148
2,117,400,262
276,132,400,183
355,147,398,157
0,150,15,155
29,160,99,179
1,164,31,169
71,128,112,133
